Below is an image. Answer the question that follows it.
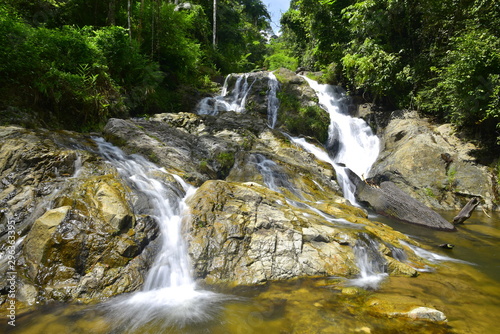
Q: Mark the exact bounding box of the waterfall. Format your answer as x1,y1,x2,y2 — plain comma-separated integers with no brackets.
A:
197,73,256,115
250,153,302,198
300,76,380,204
96,138,195,290
196,72,279,130
95,138,229,330
347,235,388,289
267,72,280,128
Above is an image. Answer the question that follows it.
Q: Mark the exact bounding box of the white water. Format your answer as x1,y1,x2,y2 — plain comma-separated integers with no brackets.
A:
347,235,388,289
267,72,280,128
251,153,303,199
95,138,230,330
196,72,280,130
197,73,256,115
300,76,380,204
96,138,195,290
399,240,475,269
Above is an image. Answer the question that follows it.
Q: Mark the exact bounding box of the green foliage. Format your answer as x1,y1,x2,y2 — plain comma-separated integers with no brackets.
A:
423,187,436,198
277,90,329,143
342,38,402,99
445,165,457,191
280,0,500,149
215,151,235,178
418,28,500,145
0,12,125,129
1,0,273,130
264,38,298,71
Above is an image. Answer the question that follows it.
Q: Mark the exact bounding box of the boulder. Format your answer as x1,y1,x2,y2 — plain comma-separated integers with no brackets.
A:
0,127,160,304
186,180,421,285
23,206,72,279
369,111,498,211
405,307,447,322
273,68,331,143
347,169,456,231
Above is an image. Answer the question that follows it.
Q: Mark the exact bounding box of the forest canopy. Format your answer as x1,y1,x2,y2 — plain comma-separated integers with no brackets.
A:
0,0,499,151
279,0,500,149
0,0,272,129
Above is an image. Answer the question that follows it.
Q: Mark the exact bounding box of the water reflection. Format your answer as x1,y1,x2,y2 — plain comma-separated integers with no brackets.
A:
3,202,499,333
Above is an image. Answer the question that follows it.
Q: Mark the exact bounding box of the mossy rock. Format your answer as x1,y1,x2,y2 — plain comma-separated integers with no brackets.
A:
274,69,329,144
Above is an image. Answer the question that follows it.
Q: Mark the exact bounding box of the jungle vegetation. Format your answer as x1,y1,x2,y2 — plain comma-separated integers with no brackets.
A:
1,0,498,154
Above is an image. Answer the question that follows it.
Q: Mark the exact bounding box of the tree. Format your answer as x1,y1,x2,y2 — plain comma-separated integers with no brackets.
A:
213,0,217,46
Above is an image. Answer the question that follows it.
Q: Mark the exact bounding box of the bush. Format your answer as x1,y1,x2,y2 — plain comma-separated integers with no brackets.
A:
418,28,500,145
93,26,163,112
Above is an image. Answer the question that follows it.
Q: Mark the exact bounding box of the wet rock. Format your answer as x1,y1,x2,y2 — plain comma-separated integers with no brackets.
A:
0,127,160,305
405,307,447,322
186,180,422,285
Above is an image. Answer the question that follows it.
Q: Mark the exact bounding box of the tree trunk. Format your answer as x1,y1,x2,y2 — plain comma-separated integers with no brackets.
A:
138,0,144,44
107,0,116,25
127,0,132,41
453,198,480,224
213,0,217,47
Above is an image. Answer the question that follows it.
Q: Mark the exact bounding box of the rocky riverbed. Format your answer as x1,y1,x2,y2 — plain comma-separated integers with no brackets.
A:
1,69,498,332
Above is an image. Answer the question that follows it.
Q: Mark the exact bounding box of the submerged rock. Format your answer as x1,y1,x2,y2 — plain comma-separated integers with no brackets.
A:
405,307,447,322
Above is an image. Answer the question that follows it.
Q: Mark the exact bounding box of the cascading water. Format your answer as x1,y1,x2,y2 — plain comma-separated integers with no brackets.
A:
267,72,280,129
197,73,256,115
96,137,195,290
300,76,380,205
95,138,229,331
196,71,280,130
250,153,302,198
348,235,388,289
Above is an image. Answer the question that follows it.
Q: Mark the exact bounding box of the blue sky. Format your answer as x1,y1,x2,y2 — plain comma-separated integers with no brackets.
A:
266,0,290,34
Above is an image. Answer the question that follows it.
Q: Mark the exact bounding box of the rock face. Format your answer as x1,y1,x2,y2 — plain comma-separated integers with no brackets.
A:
0,106,425,307
186,180,420,285
347,170,456,231
0,126,159,305
367,110,498,211
4,71,487,311
273,68,331,143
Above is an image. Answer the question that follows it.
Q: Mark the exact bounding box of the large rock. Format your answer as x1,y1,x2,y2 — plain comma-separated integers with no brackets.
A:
186,180,420,285
369,111,498,211
273,68,331,143
347,169,456,231
104,112,342,200
0,127,160,305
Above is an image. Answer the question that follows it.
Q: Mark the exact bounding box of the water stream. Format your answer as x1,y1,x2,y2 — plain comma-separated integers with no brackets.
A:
267,72,280,129
197,73,257,115
196,71,280,130
300,76,380,204
95,138,230,331
5,72,500,334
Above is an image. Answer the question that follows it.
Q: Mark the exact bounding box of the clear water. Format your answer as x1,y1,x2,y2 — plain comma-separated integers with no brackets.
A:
8,226,500,334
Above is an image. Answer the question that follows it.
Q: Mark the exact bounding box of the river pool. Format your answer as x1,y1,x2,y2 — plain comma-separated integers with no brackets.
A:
3,212,499,334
